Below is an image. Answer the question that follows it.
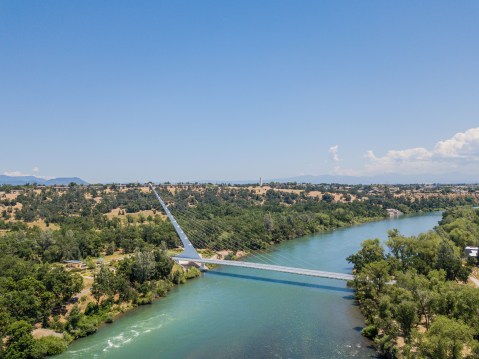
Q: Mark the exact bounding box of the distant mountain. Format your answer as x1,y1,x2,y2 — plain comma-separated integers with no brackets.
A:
44,177,89,186
0,175,88,186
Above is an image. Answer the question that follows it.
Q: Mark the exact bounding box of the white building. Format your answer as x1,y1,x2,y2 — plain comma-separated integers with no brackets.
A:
465,246,478,258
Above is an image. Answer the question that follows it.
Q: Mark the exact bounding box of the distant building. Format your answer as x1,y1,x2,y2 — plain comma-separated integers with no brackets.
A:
53,186,69,191
465,246,478,258
386,208,403,217
63,260,87,269
95,257,105,267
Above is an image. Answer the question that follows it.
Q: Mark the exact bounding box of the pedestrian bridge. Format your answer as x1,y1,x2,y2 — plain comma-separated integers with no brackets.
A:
173,256,354,280
150,184,354,282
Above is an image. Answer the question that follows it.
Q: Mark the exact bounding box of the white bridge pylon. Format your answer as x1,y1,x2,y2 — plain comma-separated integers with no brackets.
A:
149,184,354,282
149,183,201,259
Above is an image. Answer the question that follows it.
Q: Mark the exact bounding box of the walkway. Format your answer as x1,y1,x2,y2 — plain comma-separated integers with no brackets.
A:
173,256,354,281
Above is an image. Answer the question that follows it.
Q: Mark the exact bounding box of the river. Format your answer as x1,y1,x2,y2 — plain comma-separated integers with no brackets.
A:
57,212,442,359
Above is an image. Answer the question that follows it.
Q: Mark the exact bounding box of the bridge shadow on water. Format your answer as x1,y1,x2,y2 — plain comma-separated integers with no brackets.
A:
206,271,354,295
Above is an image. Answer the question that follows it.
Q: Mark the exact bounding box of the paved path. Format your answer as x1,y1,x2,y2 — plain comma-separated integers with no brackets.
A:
469,275,479,288
75,287,90,299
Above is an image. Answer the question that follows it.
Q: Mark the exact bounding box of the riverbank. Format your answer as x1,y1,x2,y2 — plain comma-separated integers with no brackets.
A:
56,212,443,358
35,262,201,357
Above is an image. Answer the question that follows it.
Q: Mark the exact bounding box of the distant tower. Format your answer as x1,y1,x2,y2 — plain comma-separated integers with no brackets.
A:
260,177,263,187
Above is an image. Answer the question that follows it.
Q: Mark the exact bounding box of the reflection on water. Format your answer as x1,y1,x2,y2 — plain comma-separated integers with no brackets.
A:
207,271,355,293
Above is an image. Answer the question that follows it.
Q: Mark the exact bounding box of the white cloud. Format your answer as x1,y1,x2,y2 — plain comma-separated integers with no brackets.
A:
433,127,479,158
3,169,53,179
3,171,29,177
363,127,479,175
32,166,39,172
328,145,340,162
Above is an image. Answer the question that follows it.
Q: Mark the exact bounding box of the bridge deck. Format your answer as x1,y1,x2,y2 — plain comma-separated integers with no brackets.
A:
173,257,354,281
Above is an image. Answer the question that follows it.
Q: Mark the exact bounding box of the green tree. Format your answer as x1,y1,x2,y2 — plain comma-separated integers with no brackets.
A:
353,260,390,315
40,266,83,305
0,309,12,338
322,193,333,203
435,240,463,281
66,304,83,331
131,251,156,283
420,316,474,359
91,265,115,304
153,250,174,279
395,300,418,341
263,213,274,232
34,336,68,356
396,271,440,329
4,320,37,359
105,241,116,255
347,238,385,272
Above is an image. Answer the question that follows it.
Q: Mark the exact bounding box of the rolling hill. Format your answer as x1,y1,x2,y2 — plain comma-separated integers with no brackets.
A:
0,175,88,186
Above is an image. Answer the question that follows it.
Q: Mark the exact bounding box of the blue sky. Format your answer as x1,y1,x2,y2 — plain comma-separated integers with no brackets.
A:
1,1,478,183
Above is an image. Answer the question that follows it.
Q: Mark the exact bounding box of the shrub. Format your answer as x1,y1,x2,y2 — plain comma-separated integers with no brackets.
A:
361,324,378,339
35,336,68,356
184,267,201,279
84,302,99,316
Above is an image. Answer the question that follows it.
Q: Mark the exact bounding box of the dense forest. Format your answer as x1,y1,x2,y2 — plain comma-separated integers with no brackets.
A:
348,207,479,358
0,183,478,358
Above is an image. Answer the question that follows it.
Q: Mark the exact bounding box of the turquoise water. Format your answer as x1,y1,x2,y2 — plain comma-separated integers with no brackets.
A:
58,212,442,359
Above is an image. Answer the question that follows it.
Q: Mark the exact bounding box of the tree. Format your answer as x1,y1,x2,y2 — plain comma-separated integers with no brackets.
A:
39,292,55,326
153,250,174,279
115,275,134,302
0,309,11,338
66,304,83,332
105,241,116,255
433,282,479,334
263,213,274,232
420,316,474,359
396,271,440,329
395,300,418,341
132,251,156,283
369,295,400,356
347,238,385,272
322,193,333,203
91,265,115,304
40,266,83,305
4,320,37,359
34,336,68,356
435,241,463,281
354,260,390,311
